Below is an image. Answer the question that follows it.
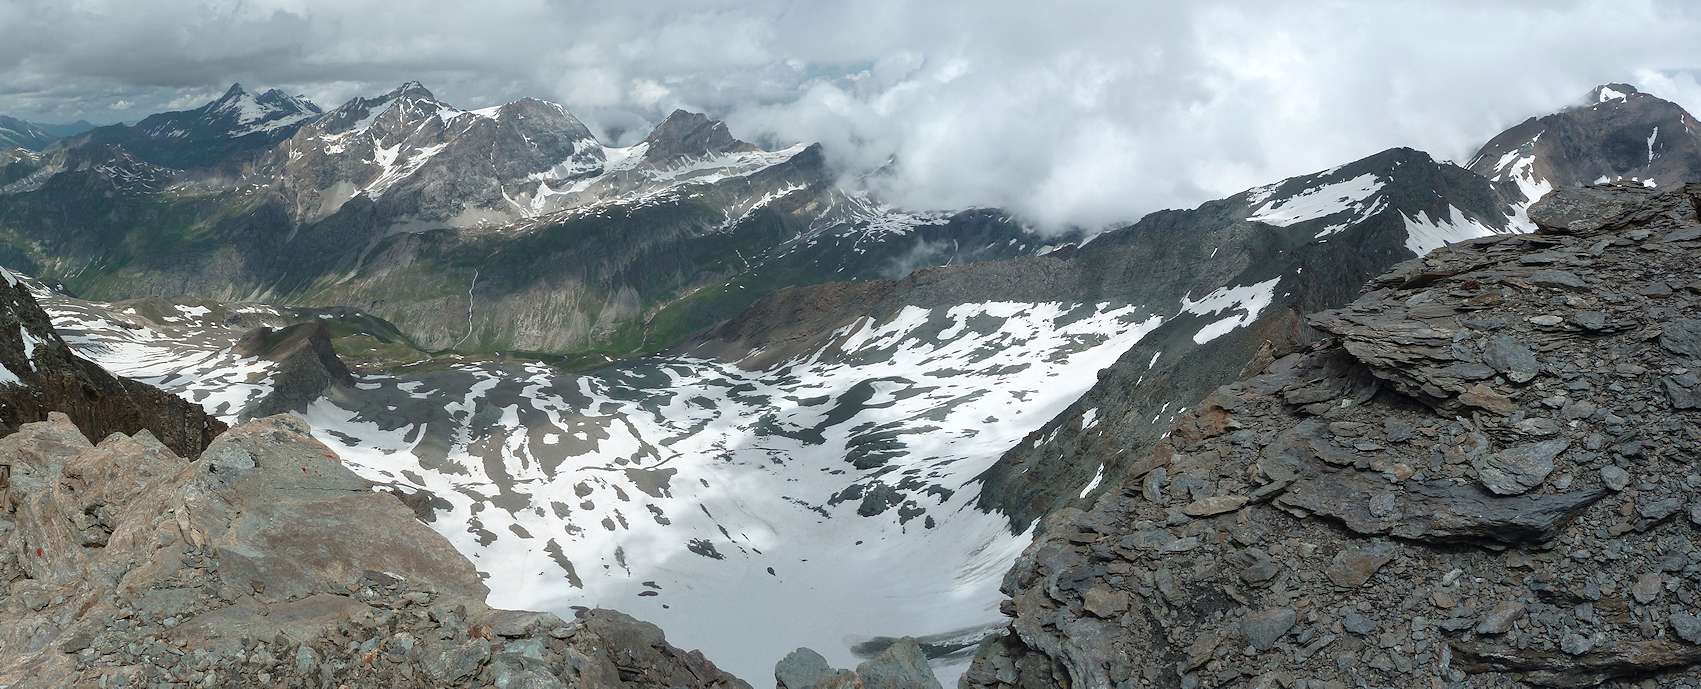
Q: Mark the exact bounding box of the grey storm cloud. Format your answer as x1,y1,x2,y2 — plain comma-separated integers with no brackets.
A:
6,0,1701,230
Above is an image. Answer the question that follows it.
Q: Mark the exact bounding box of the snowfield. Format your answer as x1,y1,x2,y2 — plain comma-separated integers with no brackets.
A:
40,288,1170,685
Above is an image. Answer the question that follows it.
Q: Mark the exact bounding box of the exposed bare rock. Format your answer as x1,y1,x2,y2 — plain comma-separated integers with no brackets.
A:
0,413,747,689
771,640,941,689
963,184,1701,689
0,272,224,457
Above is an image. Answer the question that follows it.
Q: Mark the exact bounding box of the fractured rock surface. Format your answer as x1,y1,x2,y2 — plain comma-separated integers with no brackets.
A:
963,183,1701,688
0,413,747,689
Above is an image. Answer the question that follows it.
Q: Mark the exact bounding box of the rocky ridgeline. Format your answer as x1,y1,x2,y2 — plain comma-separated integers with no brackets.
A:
962,183,1701,689
0,413,748,689
0,273,224,458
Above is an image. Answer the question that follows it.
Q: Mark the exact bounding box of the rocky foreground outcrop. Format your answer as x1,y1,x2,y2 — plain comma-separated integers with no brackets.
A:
0,271,224,458
963,183,1701,688
0,413,749,688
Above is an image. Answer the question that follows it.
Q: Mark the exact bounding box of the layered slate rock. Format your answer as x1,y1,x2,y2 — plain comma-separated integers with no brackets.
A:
0,413,748,689
0,270,224,457
963,183,1701,689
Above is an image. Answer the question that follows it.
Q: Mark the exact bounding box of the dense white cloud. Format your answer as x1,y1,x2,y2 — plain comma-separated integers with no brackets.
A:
4,0,1701,229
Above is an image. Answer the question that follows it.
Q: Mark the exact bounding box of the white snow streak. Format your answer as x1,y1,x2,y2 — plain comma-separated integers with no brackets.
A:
1248,173,1383,227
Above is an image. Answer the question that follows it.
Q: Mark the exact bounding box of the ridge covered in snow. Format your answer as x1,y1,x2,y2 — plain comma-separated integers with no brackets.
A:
266,81,821,230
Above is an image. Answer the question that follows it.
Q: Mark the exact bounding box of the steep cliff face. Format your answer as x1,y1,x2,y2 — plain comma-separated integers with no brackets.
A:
0,268,224,457
0,413,750,689
963,183,1701,688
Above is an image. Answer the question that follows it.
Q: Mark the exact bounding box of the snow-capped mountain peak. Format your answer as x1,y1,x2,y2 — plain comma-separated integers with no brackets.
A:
266,82,818,229
1467,81,1701,226
54,81,325,171
206,83,322,136
1587,82,1640,105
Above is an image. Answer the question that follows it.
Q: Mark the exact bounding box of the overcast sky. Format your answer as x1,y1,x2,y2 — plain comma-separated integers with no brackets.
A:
5,0,1701,229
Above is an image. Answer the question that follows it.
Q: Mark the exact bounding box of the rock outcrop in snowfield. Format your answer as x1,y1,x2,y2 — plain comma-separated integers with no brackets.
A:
963,183,1701,688
775,640,944,689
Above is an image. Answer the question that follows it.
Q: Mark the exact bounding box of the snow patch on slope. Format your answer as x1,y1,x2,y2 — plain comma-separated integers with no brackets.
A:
1400,206,1500,256
1480,132,1552,232
1248,173,1383,227
41,297,280,417
1178,277,1281,344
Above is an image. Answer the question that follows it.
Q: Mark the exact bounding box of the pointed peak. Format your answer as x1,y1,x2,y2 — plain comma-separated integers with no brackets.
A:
1587,83,1640,105
640,110,756,164
388,81,436,101
220,83,249,100
643,110,723,144
659,109,709,125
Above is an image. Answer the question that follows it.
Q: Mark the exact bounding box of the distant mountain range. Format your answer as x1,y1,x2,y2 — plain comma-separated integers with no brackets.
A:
63,82,320,171
0,81,1048,355
3,81,1697,360
0,115,94,151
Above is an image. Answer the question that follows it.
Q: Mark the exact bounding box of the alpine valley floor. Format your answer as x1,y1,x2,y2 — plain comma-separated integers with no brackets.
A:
37,286,1170,683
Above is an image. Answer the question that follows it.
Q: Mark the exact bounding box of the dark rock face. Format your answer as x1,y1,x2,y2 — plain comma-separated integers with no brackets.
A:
1469,84,1701,201
0,271,224,457
641,110,760,164
962,184,1701,689
962,147,1517,529
233,321,354,418
0,413,749,689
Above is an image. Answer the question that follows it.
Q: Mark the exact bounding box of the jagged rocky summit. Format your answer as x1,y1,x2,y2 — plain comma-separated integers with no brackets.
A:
962,182,1701,689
